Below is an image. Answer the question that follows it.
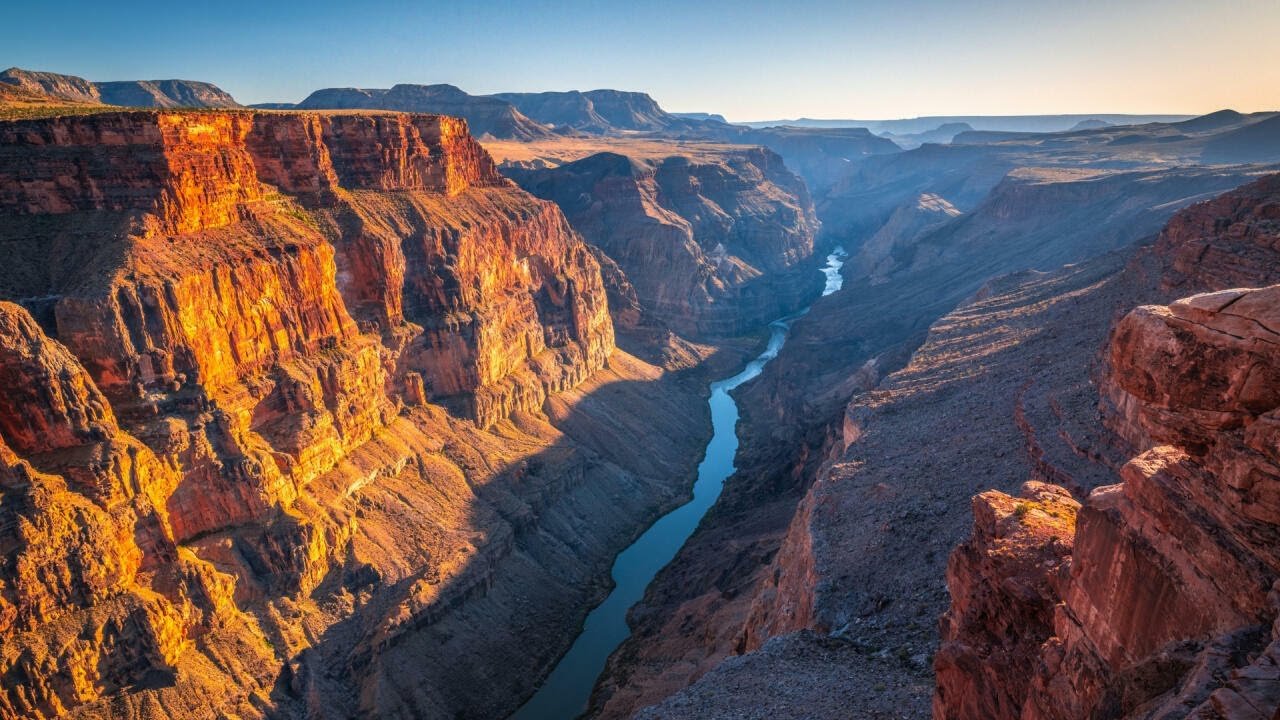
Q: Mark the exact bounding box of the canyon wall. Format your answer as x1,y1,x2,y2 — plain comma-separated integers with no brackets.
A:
591,161,1279,718
507,146,822,336
0,108,729,719
937,173,1280,720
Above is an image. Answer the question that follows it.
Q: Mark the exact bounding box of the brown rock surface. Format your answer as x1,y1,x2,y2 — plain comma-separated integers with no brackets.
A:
1018,283,1280,720
0,108,734,719
599,173,1280,719
506,144,822,336
933,482,1078,720
1154,172,1280,293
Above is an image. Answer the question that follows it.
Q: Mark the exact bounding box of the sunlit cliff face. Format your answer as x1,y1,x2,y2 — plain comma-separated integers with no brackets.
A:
0,108,621,718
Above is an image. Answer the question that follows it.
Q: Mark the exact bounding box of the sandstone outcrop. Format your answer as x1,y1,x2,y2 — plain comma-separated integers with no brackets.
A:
939,283,1280,720
508,146,821,336
1018,285,1280,719
933,483,1078,720
0,107,730,719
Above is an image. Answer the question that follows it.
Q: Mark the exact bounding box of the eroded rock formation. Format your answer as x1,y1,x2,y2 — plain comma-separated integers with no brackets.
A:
508,146,821,336
935,174,1280,719
0,108,726,719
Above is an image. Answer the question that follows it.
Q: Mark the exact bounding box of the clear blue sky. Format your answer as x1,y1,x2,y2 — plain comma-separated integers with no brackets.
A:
4,0,1277,120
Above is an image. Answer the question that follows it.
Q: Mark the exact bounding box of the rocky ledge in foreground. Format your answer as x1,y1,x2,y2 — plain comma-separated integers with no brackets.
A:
940,282,1280,719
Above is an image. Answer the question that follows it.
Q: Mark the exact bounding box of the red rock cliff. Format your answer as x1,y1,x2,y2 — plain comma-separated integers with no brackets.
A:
1019,285,1280,720
935,175,1280,720
0,109,620,719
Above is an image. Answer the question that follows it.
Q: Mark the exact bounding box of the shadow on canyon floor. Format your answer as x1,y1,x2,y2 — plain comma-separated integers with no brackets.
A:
251,331,765,719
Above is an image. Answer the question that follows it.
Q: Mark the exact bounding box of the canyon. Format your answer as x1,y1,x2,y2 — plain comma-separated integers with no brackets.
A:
0,106,810,719
2,61,1280,720
581,134,1280,716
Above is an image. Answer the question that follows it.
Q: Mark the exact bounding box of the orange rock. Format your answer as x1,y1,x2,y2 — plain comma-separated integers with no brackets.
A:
0,108,618,718
933,483,1078,720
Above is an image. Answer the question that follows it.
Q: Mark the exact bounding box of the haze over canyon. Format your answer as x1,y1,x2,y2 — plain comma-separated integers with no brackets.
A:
1,8,1280,719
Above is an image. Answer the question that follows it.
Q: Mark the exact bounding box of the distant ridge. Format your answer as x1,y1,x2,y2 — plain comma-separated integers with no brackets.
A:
1202,114,1280,163
740,114,1195,134
1069,118,1113,131
96,79,239,108
672,112,728,124
0,67,241,108
1173,108,1247,133
880,122,974,149
492,89,715,133
297,84,554,140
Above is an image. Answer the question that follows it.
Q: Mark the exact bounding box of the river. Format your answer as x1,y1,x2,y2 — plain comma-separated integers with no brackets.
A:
510,247,847,719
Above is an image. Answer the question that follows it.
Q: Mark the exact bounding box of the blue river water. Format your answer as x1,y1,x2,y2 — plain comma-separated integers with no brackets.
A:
510,247,847,720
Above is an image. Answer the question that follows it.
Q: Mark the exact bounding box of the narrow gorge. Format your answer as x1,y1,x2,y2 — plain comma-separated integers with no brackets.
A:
515,247,846,720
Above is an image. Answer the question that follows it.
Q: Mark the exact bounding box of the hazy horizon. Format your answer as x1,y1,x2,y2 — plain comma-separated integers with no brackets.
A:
4,0,1278,121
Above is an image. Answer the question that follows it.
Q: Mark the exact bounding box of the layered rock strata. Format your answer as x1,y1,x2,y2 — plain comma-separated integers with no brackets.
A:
595,173,1280,719
0,108,727,719
508,147,821,336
